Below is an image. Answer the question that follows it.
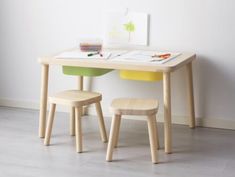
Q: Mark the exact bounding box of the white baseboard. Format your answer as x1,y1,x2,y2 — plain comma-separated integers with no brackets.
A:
87,106,192,125
0,98,235,130
0,99,39,110
86,106,235,130
0,98,69,112
196,118,235,130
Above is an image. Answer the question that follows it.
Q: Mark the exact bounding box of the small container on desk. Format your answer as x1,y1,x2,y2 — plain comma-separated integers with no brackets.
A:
63,39,112,76
79,39,102,52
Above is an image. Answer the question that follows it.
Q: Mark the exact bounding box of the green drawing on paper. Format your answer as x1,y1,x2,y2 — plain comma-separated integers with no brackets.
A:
124,21,135,42
106,12,148,45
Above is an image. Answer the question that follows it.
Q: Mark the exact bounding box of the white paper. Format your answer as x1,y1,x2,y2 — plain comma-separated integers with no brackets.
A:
104,11,149,46
55,51,112,59
111,51,181,64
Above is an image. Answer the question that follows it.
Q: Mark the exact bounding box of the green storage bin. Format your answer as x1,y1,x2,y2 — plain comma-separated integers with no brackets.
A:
63,66,113,77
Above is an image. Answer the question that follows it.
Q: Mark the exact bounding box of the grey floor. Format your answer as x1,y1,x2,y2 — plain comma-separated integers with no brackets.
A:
0,107,235,177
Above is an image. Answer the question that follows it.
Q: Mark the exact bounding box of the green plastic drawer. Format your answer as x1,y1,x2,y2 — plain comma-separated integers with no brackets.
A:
63,66,113,77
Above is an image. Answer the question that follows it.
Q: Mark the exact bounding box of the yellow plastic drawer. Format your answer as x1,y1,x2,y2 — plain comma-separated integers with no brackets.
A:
120,70,163,82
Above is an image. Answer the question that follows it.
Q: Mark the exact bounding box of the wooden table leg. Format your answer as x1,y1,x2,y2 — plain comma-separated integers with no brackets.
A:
163,72,172,154
78,76,83,91
39,64,49,138
186,62,196,128
70,76,84,132
78,76,85,115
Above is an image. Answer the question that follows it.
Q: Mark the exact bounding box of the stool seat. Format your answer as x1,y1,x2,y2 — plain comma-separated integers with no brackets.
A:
49,90,101,107
110,98,159,116
44,90,107,153
107,98,160,163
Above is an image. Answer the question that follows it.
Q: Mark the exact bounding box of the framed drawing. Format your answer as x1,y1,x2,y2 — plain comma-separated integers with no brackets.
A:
104,11,149,46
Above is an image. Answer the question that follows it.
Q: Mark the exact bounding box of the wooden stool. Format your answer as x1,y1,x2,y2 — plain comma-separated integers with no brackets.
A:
44,90,108,153
106,98,159,163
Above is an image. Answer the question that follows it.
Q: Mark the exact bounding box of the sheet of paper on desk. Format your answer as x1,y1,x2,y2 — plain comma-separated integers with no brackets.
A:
55,51,112,59
111,51,181,64
108,50,129,59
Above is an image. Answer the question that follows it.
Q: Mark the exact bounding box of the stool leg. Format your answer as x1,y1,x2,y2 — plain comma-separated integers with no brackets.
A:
44,103,56,146
147,115,158,164
95,102,108,143
106,114,121,162
154,116,160,150
70,107,75,136
151,115,160,150
75,107,83,153
114,117,121,148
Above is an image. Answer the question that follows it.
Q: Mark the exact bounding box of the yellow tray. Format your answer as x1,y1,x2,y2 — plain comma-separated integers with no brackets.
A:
120,70,163,82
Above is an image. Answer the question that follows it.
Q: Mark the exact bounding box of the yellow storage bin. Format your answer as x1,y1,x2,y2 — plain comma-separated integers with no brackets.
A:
120,70,163,82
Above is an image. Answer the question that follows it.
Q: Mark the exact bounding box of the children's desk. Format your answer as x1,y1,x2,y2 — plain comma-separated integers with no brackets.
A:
38,48,196,154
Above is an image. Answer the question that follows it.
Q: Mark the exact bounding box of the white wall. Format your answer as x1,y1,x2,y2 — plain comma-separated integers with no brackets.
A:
0,0,235,128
